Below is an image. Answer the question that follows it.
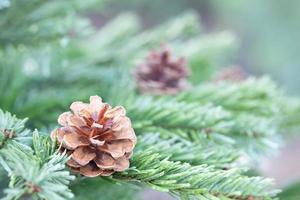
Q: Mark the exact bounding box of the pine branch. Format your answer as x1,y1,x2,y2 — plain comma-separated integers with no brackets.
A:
112,143,278,200
136,133,240,168
0,109,279,200
0,132,75,200
127,96,230,132
0,109,31,148
125,96,280,158
176,77,281,117
0,110,75,200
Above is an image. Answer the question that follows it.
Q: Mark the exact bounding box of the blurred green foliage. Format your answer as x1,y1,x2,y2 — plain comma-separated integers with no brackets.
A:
278,181,300,200
71,178,139,200
106,0,300,94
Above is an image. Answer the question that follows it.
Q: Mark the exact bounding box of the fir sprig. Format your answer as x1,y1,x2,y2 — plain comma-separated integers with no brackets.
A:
113,143,278,200
176,77,281,117
0,109,31,148
0,135,74,200
136,133,240,168
126,96,280,158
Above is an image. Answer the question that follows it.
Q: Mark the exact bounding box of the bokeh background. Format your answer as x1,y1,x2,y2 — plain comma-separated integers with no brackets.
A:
93,0,300,94
89,0,300,198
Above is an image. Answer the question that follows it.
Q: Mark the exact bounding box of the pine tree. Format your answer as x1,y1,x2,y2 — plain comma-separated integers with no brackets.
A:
0,1,300,200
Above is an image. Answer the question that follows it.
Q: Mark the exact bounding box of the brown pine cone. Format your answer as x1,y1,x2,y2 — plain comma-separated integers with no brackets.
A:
212,66,248,83
51,96,136,177
134,47,190,95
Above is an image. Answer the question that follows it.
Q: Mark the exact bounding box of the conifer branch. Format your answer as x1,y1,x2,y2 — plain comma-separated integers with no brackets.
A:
176,77,281,117
113,143,278,200
136,133,240,168
0,109,31,148
0,132,75,200
126,96,280,158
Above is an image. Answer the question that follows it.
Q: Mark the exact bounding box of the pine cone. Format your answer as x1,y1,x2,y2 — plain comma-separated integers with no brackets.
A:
134,47,190,95
51,96,136,177
212,66,248,83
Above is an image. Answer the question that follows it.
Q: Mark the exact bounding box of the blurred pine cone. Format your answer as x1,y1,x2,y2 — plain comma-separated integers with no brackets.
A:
51,96,136,177
134,47,190,95
212,66,248,83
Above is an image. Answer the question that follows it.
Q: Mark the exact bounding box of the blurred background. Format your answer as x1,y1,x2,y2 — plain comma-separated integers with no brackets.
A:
92,0,300,198
96,0,300,94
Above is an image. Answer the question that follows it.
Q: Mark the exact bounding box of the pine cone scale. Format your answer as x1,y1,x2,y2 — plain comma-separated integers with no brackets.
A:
105,129,136,142
114,156,130,172
79,162,104,177
70,102,93,119
72,146,96,166
98,139,134,158
63,132,90,150
94,153,116,169
67,158,82,168
58,112,72,126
